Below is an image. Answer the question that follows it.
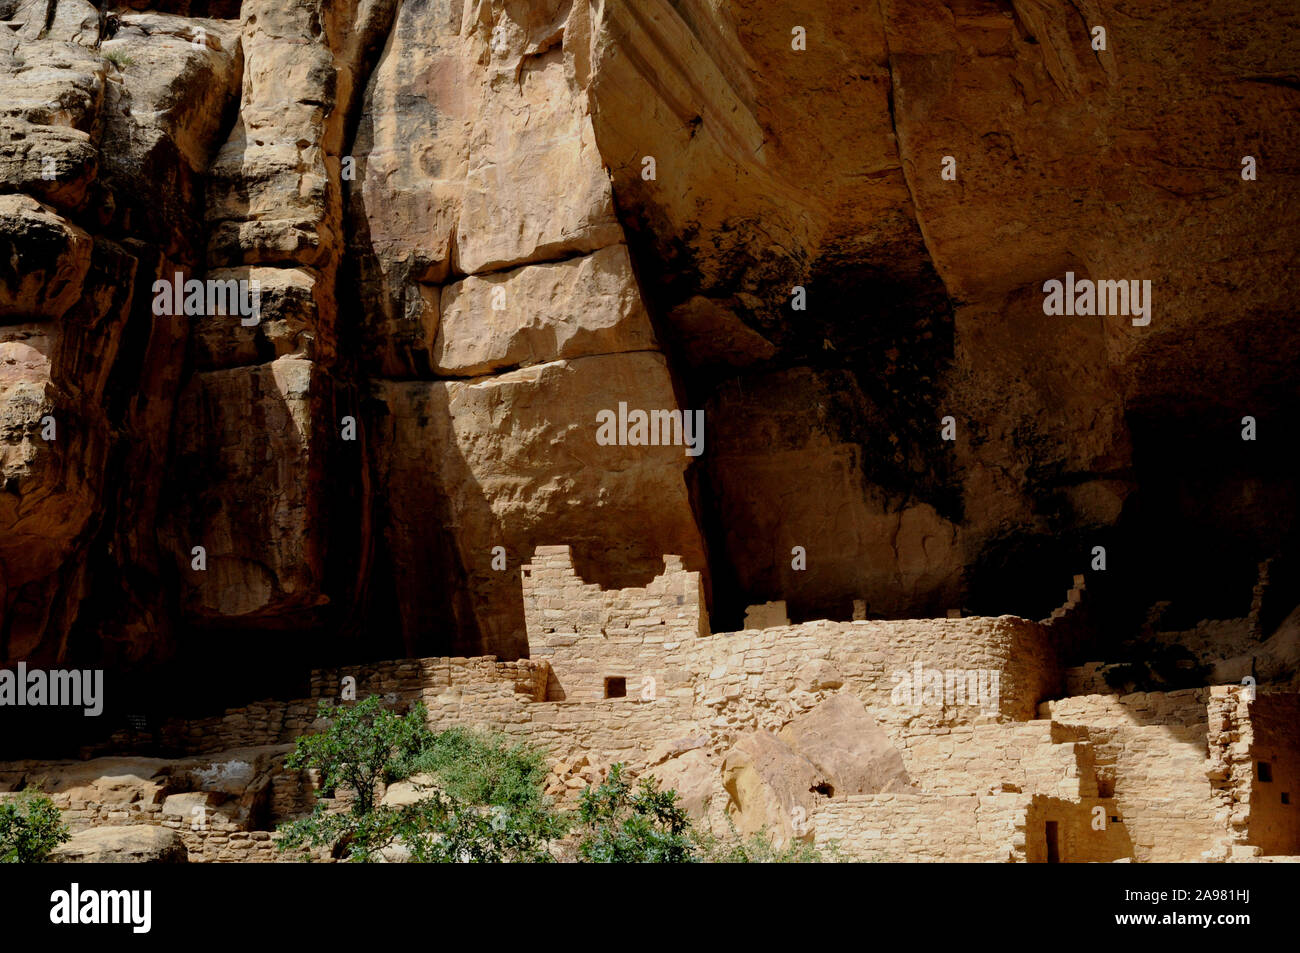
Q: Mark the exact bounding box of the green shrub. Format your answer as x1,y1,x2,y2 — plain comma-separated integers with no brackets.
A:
409,727,553,810
277,696,436,861
284,696,434,816
395,792,563,863
277,700,564,862
576,763,697,863
403,726,566,861
0,792,70,863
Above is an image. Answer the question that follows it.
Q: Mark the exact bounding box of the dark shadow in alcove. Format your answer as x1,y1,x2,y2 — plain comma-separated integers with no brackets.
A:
1123,401,1300,633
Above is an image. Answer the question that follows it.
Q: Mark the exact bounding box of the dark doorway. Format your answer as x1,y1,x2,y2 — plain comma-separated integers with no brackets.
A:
1046,821,1061,863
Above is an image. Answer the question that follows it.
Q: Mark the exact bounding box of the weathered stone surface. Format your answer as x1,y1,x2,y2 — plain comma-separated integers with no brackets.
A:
349,0,624,384
452,38,622,276
663,296,777,372
742,601,789,630
97,12,244,261
434,244,657,378
351,0,620,280
347,0,467,285
160,357,327,622
778,692,912,796
0,757,167,804
0,119,96,211
190,267,331,370
647,748,718,822
707,368,963,621
0,29,105,132
0,195,91,320
0,7,245,666
50,825,189,863
379,773,438,808
161,790,216,819
1,233,135,661
793,659,844,694
13,0,100,45
207,0,345,265
720,729,823,844
372,351,706,658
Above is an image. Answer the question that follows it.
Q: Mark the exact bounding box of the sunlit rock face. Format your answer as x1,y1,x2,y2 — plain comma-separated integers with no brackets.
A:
2,0,1297,708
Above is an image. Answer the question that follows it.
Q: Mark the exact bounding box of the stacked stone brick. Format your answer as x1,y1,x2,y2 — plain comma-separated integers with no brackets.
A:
2,544,1297,863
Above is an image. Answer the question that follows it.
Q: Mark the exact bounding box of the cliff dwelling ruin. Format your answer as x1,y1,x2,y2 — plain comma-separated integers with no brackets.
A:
0,0,1297,869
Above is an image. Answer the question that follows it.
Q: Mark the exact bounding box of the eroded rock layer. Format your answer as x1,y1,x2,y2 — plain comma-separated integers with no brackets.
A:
1,0,1297,746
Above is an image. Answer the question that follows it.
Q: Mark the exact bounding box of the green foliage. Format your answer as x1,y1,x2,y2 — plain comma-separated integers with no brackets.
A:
284,696,435,817
101,50,135,68
277,696,435,861
408,727,549,814
695,815,843,863
395,792,563,863
276,801,394,863
0,791,70,863
277,700,564,862
403,727,566,861
576,763,698,863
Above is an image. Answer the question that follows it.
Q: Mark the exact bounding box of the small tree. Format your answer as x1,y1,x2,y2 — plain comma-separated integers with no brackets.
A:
0,792,70,863
286,696,434,816
278,696,434,860
577,764,697,863
278,701,565,862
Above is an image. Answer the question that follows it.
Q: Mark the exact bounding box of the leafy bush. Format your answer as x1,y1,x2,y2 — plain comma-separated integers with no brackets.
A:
284,696,434,816
394,793,562,863
277,696,436,860
409,727,550,814
403,727,566,861
576,763,697,863
0,792,70,863
695,815,842,863
277,700,564,862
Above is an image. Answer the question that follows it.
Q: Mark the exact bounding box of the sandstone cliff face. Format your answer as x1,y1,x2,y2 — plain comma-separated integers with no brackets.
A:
1,0,1297,715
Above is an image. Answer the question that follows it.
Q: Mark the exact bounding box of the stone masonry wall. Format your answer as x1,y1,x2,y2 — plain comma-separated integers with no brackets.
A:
524,545,710,702
899,721,1096,799
1207,685,1255,859
811,793,1028,862
1023,796,1132,863
88,657,549,759
8,546,1294,863
1247,694,1300,855
1210,689,1300,858
1044,689,1224,861
525,546,1060,727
